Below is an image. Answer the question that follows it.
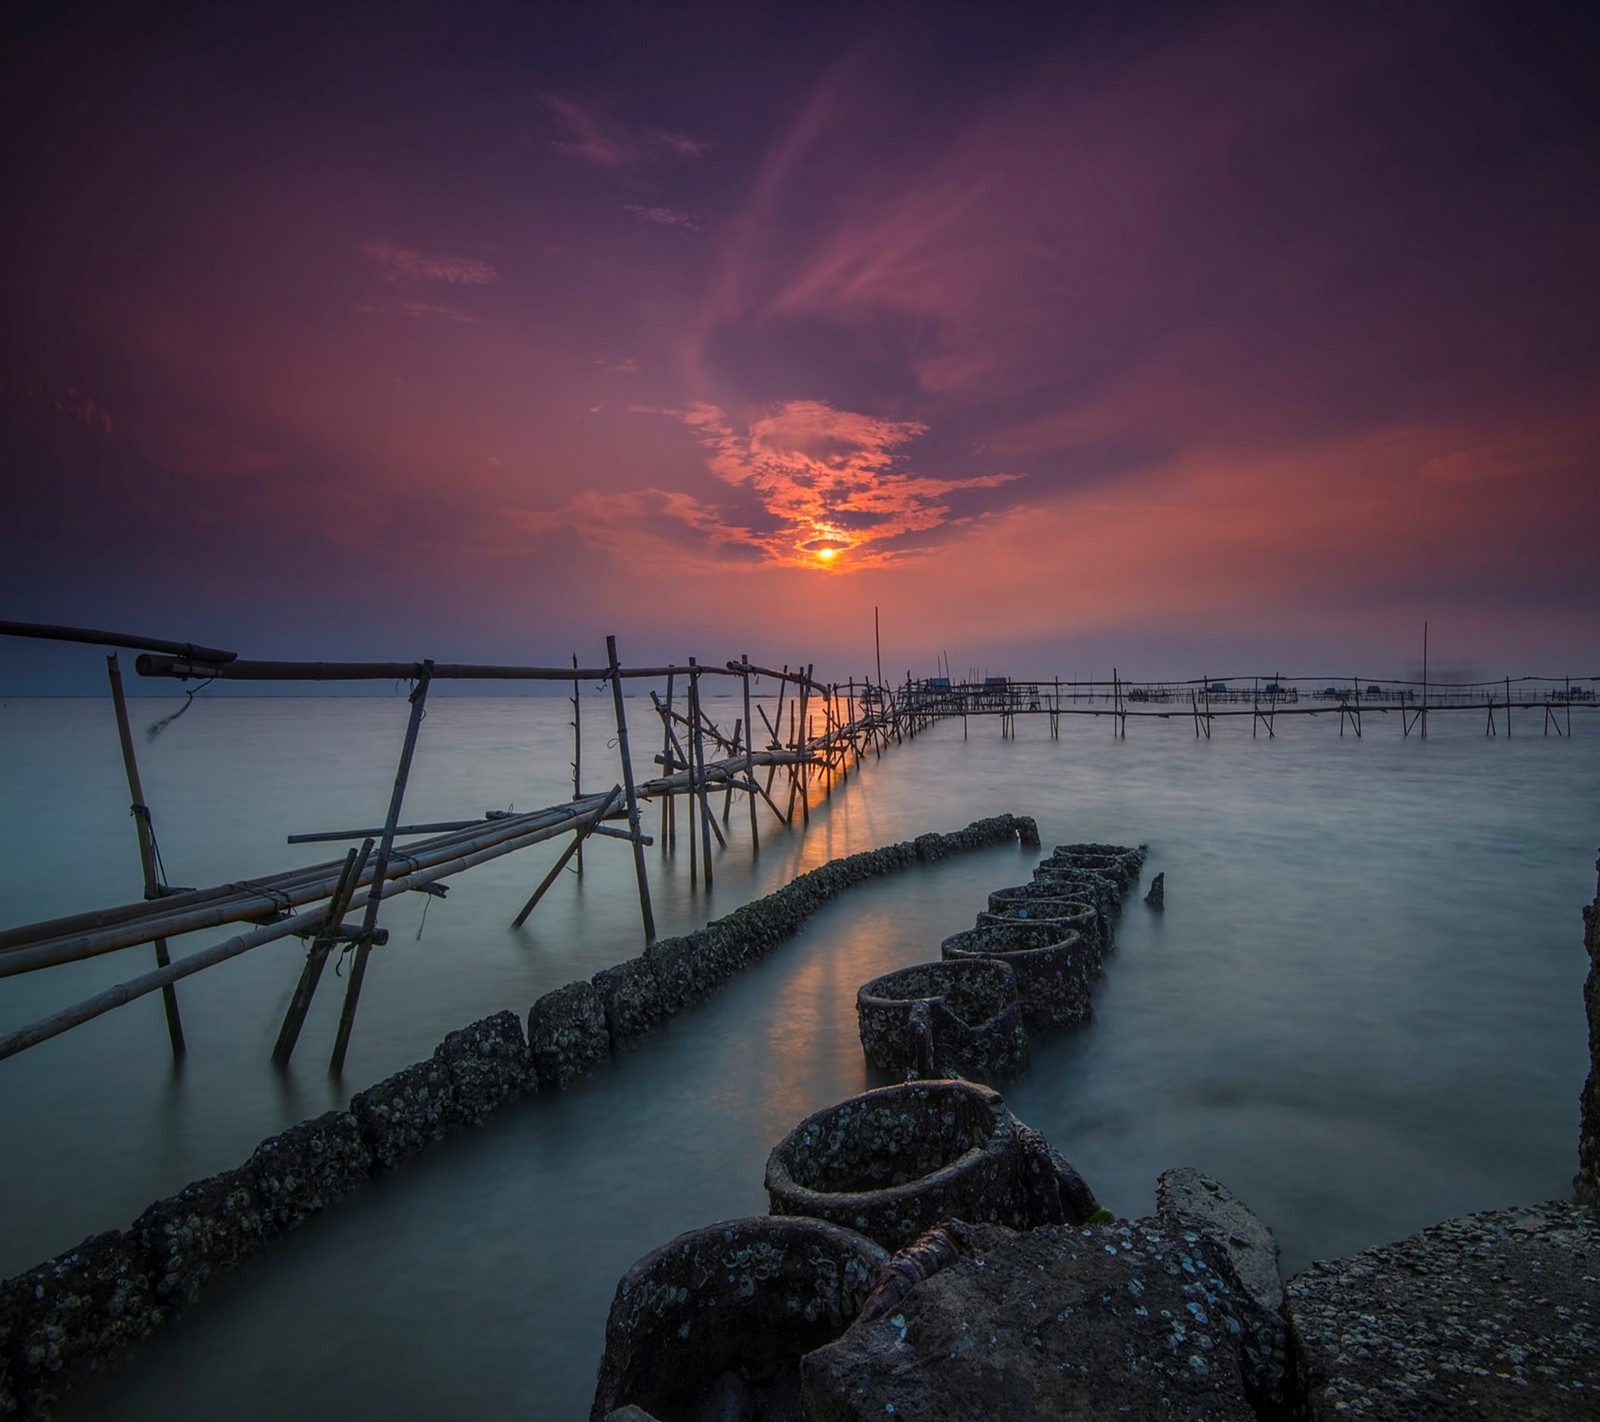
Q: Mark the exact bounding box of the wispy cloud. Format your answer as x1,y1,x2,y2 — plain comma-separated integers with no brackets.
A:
625,203,703,232
356,297,481,324
539,92,706,169
17,381,113,434
363,243,497,285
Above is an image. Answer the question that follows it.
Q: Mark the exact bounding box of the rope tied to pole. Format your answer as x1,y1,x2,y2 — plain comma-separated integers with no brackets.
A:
144,676,216,741
129,802,178,896
229,879,296,916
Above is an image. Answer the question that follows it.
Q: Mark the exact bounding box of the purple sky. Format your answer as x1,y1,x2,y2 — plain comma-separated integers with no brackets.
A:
3,1,1596,690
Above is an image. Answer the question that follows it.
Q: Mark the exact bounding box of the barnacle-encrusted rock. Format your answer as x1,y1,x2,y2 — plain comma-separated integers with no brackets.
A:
247,1109,371,1230
641,935,708,1014
941,923,1096,1028
0,1231,157,1415
433,1010,539,1123
128,1166,269,1307
856,959,1028,1080
527,980,611,1088
802,1217,1279,1421
348,1057,457,1167
590,1216,886,1422
765,1081,1037,1249
1156,1168,1282,1315
1286,1199,1600,1420
1045,843,1146,891
1157,1167,1287,1409
1029,863,1124,933
976,898,1102,958
591,957,667,1049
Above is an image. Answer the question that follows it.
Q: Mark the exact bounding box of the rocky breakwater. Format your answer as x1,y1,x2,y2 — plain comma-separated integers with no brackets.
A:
0,815,1041,1419
593,1079,1106,1422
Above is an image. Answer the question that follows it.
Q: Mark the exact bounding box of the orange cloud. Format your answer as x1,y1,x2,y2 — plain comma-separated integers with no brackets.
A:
679,400,1020,568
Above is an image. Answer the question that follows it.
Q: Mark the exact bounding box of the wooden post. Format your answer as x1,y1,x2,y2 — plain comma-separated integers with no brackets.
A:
741,656,759,850
571,654,584,875
273,839,371,1064
1505,675,1512,738
106,654,185,1059
607,636,656,941
689,658,714,888
660,671,675,851
1422,621,1429,740
331,662,433,1074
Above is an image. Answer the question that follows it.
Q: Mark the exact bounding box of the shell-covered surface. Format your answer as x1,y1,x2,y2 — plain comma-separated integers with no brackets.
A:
589,1215,886,1422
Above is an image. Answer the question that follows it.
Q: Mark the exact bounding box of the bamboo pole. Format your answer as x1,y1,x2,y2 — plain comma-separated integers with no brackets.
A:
607,635,656,943
572,654,584,875
689,659,714,888
0,804,618,1064
741,656,759,851
272,840,371,1065
2,619,236,663
660,671,675,850
331,663,433,1074
512,785,623,927
3,793,621,979
106,654,185,1058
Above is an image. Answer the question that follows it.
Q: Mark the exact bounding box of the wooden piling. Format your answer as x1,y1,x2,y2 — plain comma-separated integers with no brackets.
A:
571,654,584,875
741,657,759,851
272,840,370,1064
331,663,433,1074
689,658,715,887
607,635,656,942
106,654,185,1059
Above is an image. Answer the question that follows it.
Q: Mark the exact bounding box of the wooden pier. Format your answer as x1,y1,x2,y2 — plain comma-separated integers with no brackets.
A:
0,618,1591,1073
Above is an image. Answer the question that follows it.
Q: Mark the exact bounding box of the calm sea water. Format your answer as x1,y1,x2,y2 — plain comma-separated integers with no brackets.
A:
1,691,1596,1419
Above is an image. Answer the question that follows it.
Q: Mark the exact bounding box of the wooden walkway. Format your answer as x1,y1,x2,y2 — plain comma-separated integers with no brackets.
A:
0,618,1591,1071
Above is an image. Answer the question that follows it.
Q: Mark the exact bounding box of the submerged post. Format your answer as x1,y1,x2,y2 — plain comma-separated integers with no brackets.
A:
106,654,185,1059
607,635,656,942
331,662,433,1074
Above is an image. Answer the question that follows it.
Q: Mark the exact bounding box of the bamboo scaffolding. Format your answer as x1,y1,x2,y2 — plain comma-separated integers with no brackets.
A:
0,793,625,1064
0,794,619,977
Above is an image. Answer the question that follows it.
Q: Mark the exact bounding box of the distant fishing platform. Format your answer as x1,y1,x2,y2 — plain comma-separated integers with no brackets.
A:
0,619,1593,1076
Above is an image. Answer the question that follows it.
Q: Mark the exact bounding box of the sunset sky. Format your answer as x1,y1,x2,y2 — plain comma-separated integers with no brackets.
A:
3,1,1596,690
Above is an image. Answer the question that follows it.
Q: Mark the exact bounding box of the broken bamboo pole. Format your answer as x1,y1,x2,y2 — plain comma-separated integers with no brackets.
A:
511,785,623,928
